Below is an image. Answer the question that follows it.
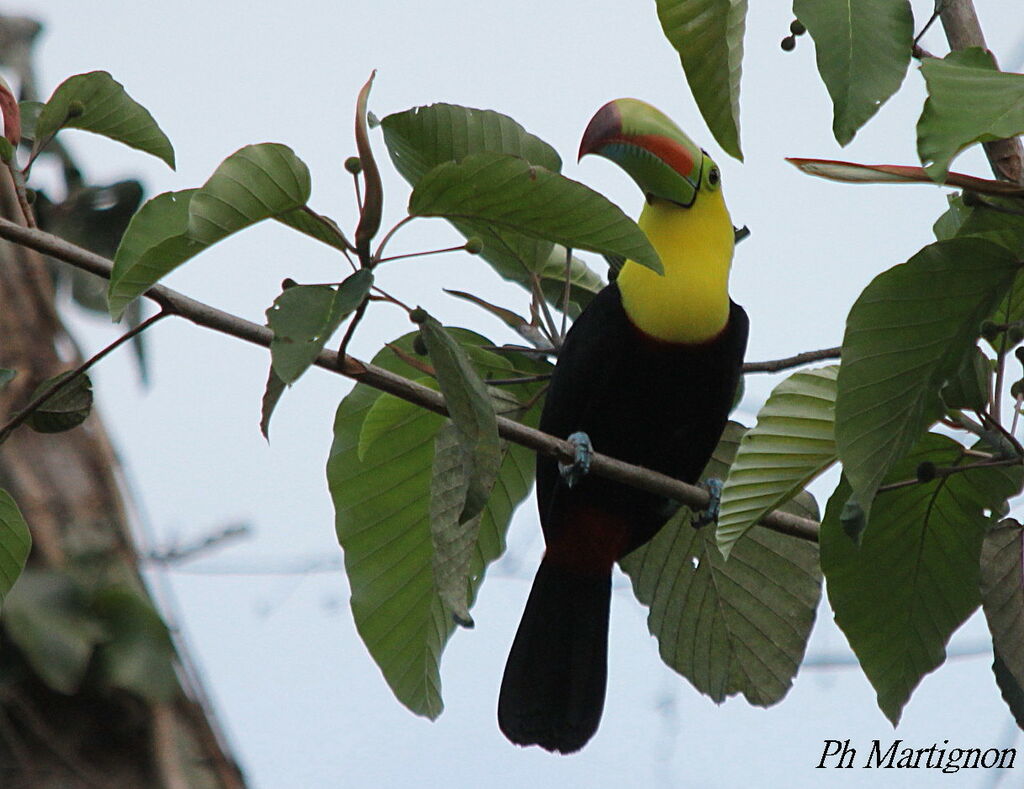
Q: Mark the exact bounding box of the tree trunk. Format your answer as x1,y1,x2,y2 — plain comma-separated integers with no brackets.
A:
0,17,245,788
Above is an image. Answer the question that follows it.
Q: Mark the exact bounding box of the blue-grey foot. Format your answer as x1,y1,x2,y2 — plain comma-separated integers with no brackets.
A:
559,431,593,488
693,478,724,528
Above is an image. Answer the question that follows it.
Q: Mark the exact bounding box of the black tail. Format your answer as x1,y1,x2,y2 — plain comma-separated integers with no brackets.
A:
497,558,612,753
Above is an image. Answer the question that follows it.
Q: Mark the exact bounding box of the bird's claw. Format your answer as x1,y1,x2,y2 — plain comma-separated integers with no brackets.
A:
693,477,723,528
559,431,593,488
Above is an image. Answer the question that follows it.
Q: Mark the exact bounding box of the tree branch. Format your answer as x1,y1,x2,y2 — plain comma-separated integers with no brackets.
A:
742,346,840,373
0,217,821,543
940,0,1024,184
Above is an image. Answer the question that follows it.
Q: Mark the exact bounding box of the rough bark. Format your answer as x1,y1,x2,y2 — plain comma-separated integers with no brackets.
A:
0,16,244,789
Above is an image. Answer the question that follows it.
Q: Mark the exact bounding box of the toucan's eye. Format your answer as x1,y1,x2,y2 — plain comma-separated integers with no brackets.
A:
707,167,720,188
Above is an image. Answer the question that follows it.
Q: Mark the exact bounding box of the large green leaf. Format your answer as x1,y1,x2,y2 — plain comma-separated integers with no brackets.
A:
621,423,822,706
794,0,913,146
980,520,1024,693
655,0,746,159
3,570,107,694
414,313,502,524
381,104,602,309
717,366,837,559
24,371,94,434
33,71,174,168
410,152,661,273
327,330,541,718
92,586,178,702
0,490,31,609
933,195,1024,348
267,270,373,385
835,238,1020,523
187,143,311,244
275,207,352,253
109,144,311,320
108,189,198,320
993,651,1024,730
919,49,1024,181
821,434,1022,725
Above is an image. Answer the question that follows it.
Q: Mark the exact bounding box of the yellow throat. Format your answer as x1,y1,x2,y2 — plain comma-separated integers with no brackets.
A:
616,189,734,344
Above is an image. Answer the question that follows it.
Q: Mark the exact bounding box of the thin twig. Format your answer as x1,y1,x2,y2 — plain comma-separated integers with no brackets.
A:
0,307,169,445
0,218,821,542
484,374,552,386
877,456,1022,494
371,214,415,263
914,1,944,49
377,243,469,264
560,246,573,340
742,346,841,373
370,285,413,313
337,298,368,362
529,273,559,345
5,162,35,227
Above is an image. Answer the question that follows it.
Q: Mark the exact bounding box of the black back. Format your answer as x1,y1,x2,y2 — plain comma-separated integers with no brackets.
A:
537,282,749,555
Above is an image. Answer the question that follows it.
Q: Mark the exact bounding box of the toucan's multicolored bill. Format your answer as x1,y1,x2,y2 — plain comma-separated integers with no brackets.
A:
579,98,703,207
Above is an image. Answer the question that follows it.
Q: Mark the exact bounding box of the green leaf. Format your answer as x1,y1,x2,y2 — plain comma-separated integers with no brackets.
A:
835,238,1020,522
918,49,1024,181
933,196,1024,345
266,270,373,385
429,421,485,628
431,389,526,627
821,434,1023,724
17,100,43,142
0,490,31,609
0,368,15,390
716,366,838,559
3,569,106,694
34,71,174,168
108,189,197,320
187,143,311,245
381,104,602,311
26,371,93,434
410,153,661,274
259,366,286,440
110,144,312,320
655,0,746,159
993,651,1024,730
940,345,989,410
327,330,538,718
621,422,822,706
794,0,913,146
358,383,434,462
980,519,1024,692
415,313,502,523
275,207,351,252
92,586,177,702
381,102,561,179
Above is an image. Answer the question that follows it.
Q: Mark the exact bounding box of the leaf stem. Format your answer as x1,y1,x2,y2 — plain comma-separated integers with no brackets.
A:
376,243,470,264
372,214,415,263
0,308,170,445
529,273,559,346
876,456,1022,494
337,299,368,363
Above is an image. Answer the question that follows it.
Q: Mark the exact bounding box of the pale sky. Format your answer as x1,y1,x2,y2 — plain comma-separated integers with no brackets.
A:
11,1,1024,786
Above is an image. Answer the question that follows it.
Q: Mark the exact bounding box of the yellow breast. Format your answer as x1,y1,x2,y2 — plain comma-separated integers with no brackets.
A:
616,191,735,344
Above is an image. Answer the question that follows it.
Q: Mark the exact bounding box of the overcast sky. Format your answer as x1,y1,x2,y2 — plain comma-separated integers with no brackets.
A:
10,1,1024,786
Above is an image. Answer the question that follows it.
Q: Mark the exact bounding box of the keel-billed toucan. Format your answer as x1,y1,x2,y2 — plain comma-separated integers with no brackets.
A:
498,99,748,753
